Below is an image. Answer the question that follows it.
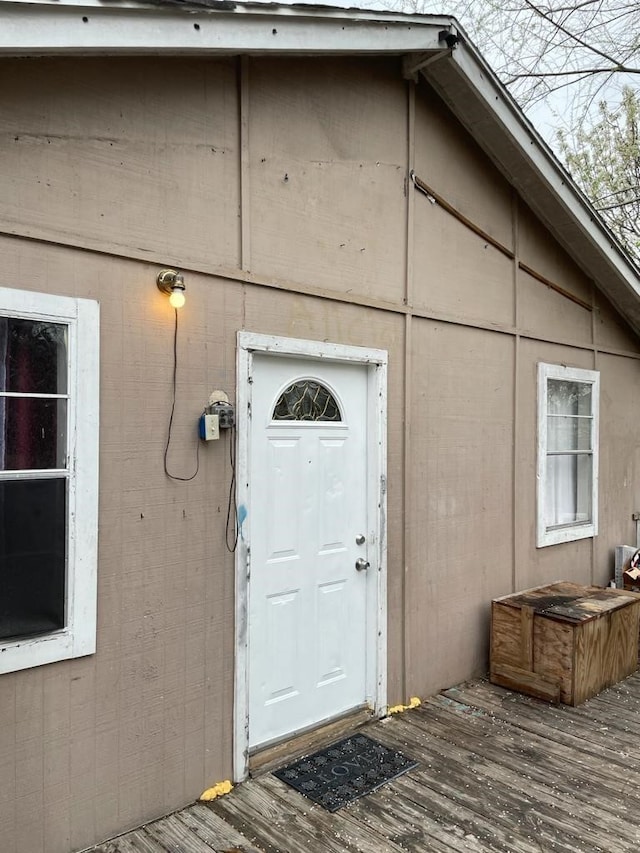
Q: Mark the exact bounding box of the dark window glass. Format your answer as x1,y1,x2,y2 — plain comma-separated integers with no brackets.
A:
0,318,67,395
273,380,342,422
0,398,67,470
0,478,66,640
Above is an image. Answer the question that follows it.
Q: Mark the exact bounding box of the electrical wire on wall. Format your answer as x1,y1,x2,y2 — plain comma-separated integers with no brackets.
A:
163,308,202,482
225,424,238,552
161,305,238,544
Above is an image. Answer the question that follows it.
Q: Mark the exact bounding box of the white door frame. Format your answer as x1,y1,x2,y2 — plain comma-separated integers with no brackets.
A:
234,331,388,782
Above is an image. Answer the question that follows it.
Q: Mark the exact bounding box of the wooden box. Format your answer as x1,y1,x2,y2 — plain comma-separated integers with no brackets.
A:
490,582,640,705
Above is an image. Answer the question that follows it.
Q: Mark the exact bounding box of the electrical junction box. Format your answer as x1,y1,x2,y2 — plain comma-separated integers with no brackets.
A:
208,390,235,430
199,413,219,441
213,402,235,430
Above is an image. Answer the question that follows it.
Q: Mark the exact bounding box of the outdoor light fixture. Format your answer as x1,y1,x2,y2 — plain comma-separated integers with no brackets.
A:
157,268,186,309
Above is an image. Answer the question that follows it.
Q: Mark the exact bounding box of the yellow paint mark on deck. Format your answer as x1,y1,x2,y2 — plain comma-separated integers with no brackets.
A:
387,696,421,715
199,780,233,801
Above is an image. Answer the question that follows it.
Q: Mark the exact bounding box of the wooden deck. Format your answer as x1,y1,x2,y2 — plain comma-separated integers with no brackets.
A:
91,675,640,853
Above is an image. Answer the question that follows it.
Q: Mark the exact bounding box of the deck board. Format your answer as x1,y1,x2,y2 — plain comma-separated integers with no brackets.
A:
409,698,640,808
88,674,640,853
441,682,640,768
174,803,265,853
376,718,632,853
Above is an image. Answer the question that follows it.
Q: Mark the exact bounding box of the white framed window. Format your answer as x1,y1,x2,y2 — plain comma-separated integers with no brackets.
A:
537,362,599,548
0,286,99,674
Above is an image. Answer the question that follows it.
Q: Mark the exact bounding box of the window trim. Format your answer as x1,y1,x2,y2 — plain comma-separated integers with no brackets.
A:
537,362,599,548
0,286,99,674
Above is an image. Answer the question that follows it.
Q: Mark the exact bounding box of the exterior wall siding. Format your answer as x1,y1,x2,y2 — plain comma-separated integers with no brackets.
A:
247,57,408,303
595,353,640,585
0,55,639,852
405,321,514,695
513,339,596,592
1,58,241,271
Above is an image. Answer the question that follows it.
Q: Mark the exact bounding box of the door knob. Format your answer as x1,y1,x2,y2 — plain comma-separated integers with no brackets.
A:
355,558,370,572
355,534,366,545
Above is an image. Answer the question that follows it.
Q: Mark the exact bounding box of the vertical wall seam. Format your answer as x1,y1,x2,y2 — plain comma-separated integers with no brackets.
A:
405,82,415,313
239,56,251,272
402,313,412,700
591,280,597,349
512,190,519,594
402,79,415,700
242,281,247,330
591,279,598,585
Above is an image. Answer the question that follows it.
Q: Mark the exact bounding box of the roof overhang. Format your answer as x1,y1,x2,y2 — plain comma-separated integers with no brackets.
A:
0,0,452,55
2,0,640,336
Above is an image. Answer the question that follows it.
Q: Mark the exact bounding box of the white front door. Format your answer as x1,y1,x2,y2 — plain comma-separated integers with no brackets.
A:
248,354,371,749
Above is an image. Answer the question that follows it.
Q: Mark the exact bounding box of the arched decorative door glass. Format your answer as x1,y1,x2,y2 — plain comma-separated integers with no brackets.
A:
272,379,342,422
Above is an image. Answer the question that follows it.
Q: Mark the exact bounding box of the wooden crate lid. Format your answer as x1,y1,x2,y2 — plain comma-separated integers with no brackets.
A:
494,581,640,624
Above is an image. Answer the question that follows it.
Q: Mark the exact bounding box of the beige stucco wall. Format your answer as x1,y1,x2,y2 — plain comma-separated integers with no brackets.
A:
0,55,639,853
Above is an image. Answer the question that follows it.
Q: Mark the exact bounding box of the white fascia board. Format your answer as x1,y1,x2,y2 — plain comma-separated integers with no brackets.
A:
0,1,450,55
7,0,150,6
425,44,640,307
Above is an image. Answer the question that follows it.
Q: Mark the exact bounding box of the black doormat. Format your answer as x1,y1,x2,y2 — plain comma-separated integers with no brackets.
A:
273,733,418,812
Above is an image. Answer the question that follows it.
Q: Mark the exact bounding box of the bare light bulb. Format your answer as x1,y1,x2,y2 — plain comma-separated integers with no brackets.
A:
157,269,186,308
169,287,186,309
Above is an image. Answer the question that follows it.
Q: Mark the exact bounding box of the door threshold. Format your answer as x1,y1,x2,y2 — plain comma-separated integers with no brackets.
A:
249,706,373,778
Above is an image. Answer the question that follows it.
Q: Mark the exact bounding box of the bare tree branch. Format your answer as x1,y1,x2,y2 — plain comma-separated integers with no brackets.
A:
521,0,623,67
559,86,640,262
507,67,640,81
596,197,640,211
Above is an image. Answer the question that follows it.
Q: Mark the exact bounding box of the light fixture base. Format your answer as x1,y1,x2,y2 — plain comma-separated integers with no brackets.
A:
157,269,183,295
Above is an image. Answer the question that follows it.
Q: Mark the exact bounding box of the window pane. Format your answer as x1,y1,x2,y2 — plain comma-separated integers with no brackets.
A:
547,415,592,452
0,318,67,395
0,478,66,641
545,453,592,528
547,379,591,416
0,398,67,470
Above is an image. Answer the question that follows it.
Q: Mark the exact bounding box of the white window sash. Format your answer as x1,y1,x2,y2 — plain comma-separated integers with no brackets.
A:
0,288,99,673
537,362,599,548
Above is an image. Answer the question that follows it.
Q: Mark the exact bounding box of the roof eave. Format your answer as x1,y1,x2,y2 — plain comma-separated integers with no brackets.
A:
0,1,451,56
2,0,639,336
